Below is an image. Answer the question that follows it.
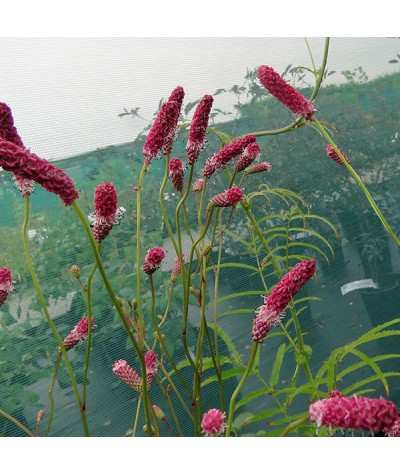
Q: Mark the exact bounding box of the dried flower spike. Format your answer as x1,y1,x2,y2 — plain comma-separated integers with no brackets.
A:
309,395,399,434
203,135,257,178
258,65,315,120
244,162,272,175
252,259,316,343
112,359,142,392
234,142,261,172
325,144,350,166
186,94,214,165
143,247,165,275
70,265,80,279
192,178,204,193
0,267,13,307
62,316,95,351
201,408,227,436
0,139,79,205
168,157,185,192
207,186,243,212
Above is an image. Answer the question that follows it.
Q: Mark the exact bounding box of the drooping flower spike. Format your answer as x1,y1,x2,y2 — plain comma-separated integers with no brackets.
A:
113,350,158,392
186,94,214,165
203,135,257,178
252,259,316,343
257,65,315,120
234,142,261,173
171,253,187,282
207,186,243,212
112,359,142,392
0,104,34,196
244,161,272,175
0,139,79,205
309,394,399,434
62,316,95,351
143,87,184,164
0,267,13,307
0,102,25,147
143,246,166,275
325,144,351,166
88,182,125,242
168,157,185,192
201,408,227,436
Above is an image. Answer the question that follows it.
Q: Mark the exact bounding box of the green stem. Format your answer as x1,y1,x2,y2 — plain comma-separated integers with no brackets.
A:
279,413,310,437
148,274,192,399
45,353,62,436
22,196,89,436
0,408,35,437
82,244,101,411
135,163,149,348
225,342,258,437
314,118,400,248
71,200,154,436
132,395,142,437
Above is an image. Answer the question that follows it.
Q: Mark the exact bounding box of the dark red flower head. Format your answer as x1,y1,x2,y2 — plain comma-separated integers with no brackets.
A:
258,65,315,120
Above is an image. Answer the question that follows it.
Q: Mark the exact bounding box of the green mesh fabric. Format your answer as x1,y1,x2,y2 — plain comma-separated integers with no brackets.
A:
1,70,400,437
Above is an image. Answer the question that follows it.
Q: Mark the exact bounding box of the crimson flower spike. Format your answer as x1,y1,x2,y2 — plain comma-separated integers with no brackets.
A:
168,157,185,192
186,94,214,165
0,139,79,205
252,259,316,343
0,103,34,196
162,86,185,155
309,394,399,434
0,267,13,307
88,182,125,242
143,87,184,164
257,65,316,120
143,246,165,275
325,144,351,166
203,134,257,178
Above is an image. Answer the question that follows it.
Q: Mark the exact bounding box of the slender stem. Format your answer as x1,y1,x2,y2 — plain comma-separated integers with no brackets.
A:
0,408,35,437
225,342,259,437
82,244,100,411
71,200,154,436
22,196,89,436
135,163,149,348
279,413,310,437
132,395,142,437
45,353,62,436
153,375,183,436
314,118,400,248
148,274,192,399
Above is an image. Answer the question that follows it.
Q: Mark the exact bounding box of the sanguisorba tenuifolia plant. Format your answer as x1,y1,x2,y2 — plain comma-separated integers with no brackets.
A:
1,37,400,437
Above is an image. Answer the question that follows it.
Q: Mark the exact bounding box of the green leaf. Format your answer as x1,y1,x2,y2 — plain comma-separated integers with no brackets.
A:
216,290,266,304
232,411,255,431
205,322,243,364
235,386,274,411
201,367,246,387
270,343,287,388
341,372,400,396
346,347,390,396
